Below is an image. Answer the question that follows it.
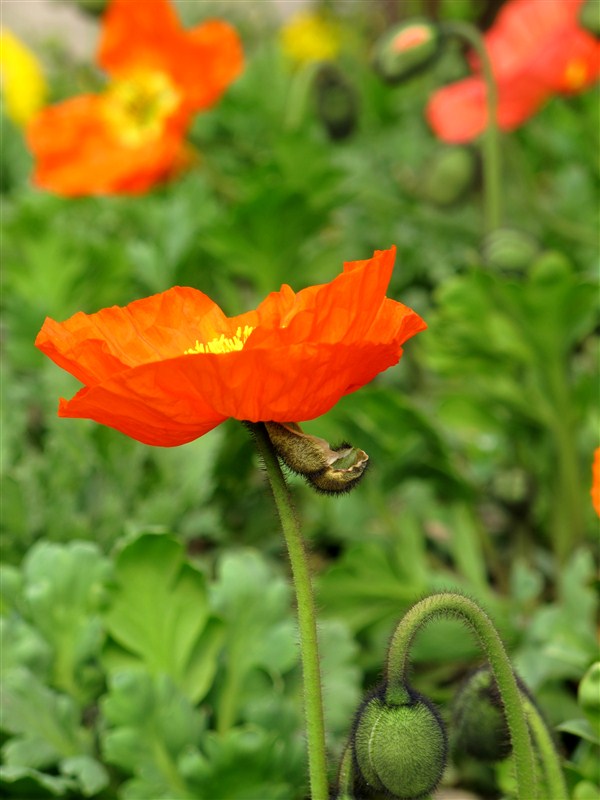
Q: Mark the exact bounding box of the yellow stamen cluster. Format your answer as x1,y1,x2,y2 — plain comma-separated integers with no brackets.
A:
185,325,254,355
103,70,181,147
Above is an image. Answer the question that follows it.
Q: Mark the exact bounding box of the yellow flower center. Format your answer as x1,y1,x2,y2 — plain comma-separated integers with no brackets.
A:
185,325,254,355
564,59,588,90
102,70,181,147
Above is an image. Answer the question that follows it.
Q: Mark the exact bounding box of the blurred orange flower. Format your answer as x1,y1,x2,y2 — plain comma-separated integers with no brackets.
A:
27,0,243,195
427,0,599,143
592,448,600,518
35,247,426,447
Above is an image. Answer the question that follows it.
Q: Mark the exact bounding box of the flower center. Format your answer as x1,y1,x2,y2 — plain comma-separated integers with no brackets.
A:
564,59,588,90
102,70,181,147
185,325,255,355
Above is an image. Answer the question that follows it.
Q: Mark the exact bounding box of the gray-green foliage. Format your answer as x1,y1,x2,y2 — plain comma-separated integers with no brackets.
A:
0,534,359,798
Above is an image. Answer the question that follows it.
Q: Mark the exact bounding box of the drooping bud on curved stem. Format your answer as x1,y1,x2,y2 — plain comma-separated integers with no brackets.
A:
385,593,539,800
352,683,447,799
265,421,369,495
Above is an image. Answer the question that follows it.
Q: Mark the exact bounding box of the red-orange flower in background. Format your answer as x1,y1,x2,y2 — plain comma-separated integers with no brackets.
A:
27,0,243,196
427,0,599,143
35,247,426,447
592,448,600,518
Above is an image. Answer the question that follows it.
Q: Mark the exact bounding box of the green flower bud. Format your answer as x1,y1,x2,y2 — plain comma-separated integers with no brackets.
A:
374,20,443,84
452,668,512,762
482,228,540,272
265,421,369,495
353,685,447,799
579,0,600,36
421,146,478,207
578,662,600,730
313,63,358,141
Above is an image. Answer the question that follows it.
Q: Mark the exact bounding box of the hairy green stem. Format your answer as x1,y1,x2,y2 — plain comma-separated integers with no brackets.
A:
248,422,329,800
443,21,502,234
385,593,538,800
524,696,569,800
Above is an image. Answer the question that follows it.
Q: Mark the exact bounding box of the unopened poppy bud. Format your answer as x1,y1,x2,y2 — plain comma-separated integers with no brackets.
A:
306,445,368,495
482,228,540,271
452,668,511,762
353,685,447,799
265,421,369,494
578,663,600,729
421,145,478,207
313,64,358,141
579,0,600,37
374,20,443,84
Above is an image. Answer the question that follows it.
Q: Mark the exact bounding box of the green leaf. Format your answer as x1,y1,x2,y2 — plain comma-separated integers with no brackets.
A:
318,619,361,736
556,718,600,746
101,670,206,800
21,540,111,701
182,728,299,800
60,755,110,796
0,765,76,797
1,668,93,767
211,550,297,731
103,533,222,703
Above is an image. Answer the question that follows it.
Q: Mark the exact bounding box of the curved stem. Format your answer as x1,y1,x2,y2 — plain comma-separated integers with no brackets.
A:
247,422,329,800
385,593,538,800
442,21,502,234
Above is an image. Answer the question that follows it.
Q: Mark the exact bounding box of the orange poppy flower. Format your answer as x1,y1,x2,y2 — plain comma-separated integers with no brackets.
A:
592,448,600,518
27,0,243,195
35,247,426,447
427,0,599,143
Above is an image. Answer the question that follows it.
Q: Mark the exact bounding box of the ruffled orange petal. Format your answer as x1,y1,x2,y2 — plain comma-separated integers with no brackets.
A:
426,73,548,142
35,287,230,385
38,248,426,446
427,0,598,143
99,0,243,113
98,0,182,78
59,371,226,447
27,95,187,196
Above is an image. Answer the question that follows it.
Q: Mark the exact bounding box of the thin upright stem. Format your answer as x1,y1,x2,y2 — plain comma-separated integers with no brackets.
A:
524,696,569,800
385,593,539,800
247,422,329,800
443,21,502,234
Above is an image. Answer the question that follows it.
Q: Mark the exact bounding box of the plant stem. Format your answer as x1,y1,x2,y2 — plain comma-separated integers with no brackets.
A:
385,593,539,800
442,21,502,234
247,422,329,800
524,696,569,800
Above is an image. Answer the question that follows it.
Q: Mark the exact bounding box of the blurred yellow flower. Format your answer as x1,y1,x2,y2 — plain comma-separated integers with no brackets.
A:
0,28,47,127
281,11,340,64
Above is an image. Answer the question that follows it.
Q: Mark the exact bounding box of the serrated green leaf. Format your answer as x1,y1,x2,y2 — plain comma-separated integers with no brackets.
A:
103,533,220,703
101,670,205,800
60,755,110,796
557,718,600,746
0,765,76,797
1,668,93,768
21,540,111,701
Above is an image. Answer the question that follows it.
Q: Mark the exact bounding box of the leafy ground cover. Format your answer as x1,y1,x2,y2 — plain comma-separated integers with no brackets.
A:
1,1,598,798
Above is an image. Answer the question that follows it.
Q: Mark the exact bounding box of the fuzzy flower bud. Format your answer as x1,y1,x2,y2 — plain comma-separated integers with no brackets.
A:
265,422,368,495
352,684,447,799
452,668,512,762
373,20,443,84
